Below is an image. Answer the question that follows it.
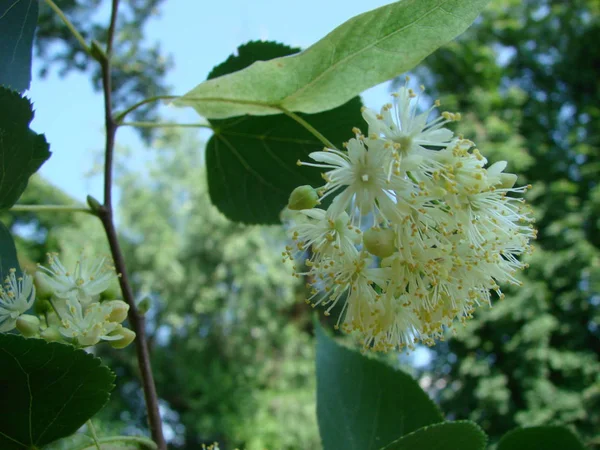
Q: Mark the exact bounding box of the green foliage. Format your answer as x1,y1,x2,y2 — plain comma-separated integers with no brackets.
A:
0,0,37,92
175,0,491,118
381,421,487,450
411,0,600,442
497,426,585,450
205,41,363,223
0,87,51,209
315,322,443,450
0,333,115,449
0,222,21,278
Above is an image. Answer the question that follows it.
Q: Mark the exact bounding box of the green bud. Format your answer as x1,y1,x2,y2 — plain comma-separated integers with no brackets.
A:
105,300,129,323
41,326,63,342
363,227,396,258
16,314,40,337
109,327,137,349
499,173,518,189
137,297,151,315
89,40,108,63
86,194,103,212
288,185,319,210
34,271,55,300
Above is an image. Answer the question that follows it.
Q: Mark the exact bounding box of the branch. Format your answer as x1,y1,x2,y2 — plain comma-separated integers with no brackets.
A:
97,0,167,448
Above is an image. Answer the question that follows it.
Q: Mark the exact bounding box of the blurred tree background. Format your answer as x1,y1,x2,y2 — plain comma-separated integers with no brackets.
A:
6,0,598,448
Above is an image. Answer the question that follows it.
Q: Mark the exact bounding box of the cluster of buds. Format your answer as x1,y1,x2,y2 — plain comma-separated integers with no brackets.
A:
0,252,135,349
284,79,535,352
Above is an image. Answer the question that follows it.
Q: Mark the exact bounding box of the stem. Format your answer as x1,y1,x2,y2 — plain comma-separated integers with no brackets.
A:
73,436,158,450
120,121,213,130
98,1,167,448
279,107,337,149
9,205,94,214
87,420,101,450
43,0,92,57
114,95,178,124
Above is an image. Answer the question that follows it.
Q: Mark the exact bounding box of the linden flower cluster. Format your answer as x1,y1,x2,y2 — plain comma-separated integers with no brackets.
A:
284,80,535,352
0,252,135,349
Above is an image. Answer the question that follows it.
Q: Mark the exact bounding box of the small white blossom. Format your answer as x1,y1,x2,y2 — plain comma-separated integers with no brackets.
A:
56,297,129,347
0,270,36,332
37,252,118,301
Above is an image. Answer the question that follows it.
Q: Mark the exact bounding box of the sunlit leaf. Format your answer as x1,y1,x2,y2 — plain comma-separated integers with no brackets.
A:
175,0,490,118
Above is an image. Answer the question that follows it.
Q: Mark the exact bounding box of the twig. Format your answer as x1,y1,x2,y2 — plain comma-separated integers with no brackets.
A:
43,0,92,57
9,205,94,214
97,0,167,448
278,106,337,149
120,121,213,129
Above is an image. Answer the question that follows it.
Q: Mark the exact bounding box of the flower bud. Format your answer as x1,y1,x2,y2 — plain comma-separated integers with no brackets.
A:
363,228,396,258
105,300,129,323
34,271,55,300
288,185,319,210
499,173,518,189
16,314,40,337
109,327,136,349
41,325,63,342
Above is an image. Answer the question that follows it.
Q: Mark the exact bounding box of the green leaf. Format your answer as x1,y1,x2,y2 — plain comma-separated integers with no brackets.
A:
0,333,115,449
175,0,490,119
205,41,363,224
0,87,52,209
381,421,487,450
315,322,443,450
0,0,38,92
0,221,21,279
496,426,585,450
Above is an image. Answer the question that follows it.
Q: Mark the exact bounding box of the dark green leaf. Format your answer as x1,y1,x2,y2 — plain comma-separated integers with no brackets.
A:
205,41,363,224
0,333,115,449
315,322,443,450
381,421,487,450
0,86,51,209
0,221,21,279
0,0,38,92
497,426,585,450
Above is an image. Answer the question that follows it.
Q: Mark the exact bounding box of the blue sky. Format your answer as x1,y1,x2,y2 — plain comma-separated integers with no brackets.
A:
28,0,397,203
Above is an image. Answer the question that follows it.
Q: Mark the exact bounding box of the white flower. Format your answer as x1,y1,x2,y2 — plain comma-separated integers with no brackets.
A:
361,78,459,160
56,296,128,347
284,208,360,266
0,270,36,332
299,133,403,224
37,253,118,301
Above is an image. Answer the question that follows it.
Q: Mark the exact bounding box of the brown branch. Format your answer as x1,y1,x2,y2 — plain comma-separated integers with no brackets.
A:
98,1,166,448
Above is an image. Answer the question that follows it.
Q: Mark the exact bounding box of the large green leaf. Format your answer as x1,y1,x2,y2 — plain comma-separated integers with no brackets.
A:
381,421,487,450
0,221,21,278
175,0,490,119
315,322,443,450
0,87,51,209
205,41,363,223
0,333,115,449
0,0,38,92
496,426,585,450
